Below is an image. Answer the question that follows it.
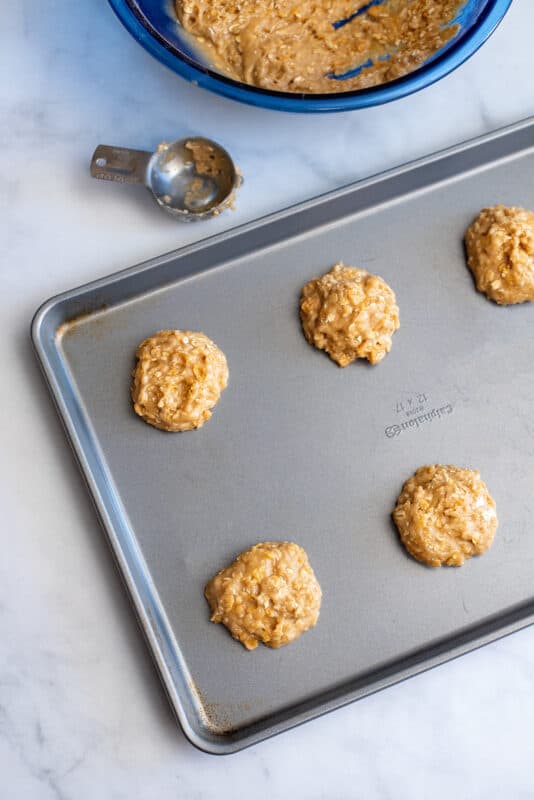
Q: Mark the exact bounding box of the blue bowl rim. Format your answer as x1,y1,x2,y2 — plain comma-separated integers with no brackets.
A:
108,0,513,111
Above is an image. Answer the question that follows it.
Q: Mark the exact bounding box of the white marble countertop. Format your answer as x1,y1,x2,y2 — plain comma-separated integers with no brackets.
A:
3,1,534,796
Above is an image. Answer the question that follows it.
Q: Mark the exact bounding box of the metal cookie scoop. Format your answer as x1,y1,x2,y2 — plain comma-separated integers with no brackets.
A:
90,137,241,221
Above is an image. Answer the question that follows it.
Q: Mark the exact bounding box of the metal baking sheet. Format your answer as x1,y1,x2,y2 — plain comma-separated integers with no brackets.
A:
32,118,534,754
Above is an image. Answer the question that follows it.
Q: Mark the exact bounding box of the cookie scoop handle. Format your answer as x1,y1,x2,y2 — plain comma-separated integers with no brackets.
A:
90,145,151,185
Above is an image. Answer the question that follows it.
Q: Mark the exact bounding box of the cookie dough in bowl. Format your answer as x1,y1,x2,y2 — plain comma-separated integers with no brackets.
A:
131,330,228,431
465,205,534,305
175,0,462,94
393,465,498,567
205,542,322,650
300,263,399,366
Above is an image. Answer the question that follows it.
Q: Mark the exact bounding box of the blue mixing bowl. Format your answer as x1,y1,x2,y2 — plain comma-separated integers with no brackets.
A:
108,0,512,112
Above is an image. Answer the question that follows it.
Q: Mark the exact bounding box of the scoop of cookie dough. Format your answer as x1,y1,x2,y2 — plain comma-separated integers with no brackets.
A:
393,465,497,567
131,330,228,432
300,263,400,366
205,541,322,650
465,205,534,305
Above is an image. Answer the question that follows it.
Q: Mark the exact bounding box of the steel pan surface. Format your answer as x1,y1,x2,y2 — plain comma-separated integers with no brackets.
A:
32,119,534,753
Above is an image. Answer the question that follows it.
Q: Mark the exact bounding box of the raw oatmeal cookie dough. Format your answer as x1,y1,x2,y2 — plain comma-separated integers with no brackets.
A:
131,330,228,432
300,263,399,366
393,465,498,567
205,541,322,650
176,0,461,94
465,205,534,305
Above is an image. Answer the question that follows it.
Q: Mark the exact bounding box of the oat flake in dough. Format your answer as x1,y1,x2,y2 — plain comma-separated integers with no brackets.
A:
176,0,461,94
300,262,399,366
393,465,498,568
464,205,534,305
205,541,322,650
131,330,228,432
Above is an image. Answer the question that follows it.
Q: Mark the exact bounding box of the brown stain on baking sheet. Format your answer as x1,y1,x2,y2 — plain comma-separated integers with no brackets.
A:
55,305,109,343
186,676,256,735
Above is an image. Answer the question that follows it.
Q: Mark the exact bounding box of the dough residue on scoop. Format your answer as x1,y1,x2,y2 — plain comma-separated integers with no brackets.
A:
300,262,399,366
205,541,322,650
464,205,534,305
392,465,498,567
131,329,228,432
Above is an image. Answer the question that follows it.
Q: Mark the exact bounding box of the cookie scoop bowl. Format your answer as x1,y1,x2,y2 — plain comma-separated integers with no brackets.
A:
108,0,512,112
